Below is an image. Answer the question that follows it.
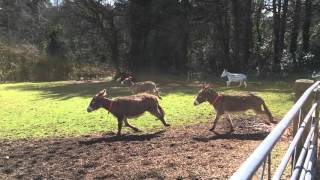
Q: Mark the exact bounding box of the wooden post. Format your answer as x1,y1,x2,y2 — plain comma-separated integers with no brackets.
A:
293,79,314,167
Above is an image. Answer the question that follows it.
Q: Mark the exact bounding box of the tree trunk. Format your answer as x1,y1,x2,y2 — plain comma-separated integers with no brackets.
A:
109,17,120,76
279,0,288,59
289,0,302,70
178,0,191,73
302,0,312,53
127,0,150,73
255,0,264,54
272,0,281,72
242,0,252,71
231,0,240,70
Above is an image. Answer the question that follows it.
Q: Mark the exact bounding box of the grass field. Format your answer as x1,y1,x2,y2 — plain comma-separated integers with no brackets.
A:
0,79,294,140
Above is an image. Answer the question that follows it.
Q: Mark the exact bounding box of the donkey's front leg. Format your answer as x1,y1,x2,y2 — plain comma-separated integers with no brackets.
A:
238,81,243,87
117,118,124,136
226,81,231,87
210,112,222,132
227,114,235,132
124,118,140,132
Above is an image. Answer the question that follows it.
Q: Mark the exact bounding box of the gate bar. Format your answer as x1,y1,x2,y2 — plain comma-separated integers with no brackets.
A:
272,103,317,179
291,126,315,180
230,81,320,180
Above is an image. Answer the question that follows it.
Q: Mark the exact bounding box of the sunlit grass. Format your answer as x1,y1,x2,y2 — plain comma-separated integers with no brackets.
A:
0,80,294,140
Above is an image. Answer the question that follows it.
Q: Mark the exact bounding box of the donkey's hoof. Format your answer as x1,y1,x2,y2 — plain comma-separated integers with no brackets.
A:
165,124,170,127
133,128,141,132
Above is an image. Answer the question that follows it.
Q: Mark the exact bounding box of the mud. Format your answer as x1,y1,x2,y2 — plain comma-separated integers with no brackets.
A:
0,116,280,179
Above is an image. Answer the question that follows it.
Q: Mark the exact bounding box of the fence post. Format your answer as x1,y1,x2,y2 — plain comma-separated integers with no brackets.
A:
314,86,320,177
293,79,315,167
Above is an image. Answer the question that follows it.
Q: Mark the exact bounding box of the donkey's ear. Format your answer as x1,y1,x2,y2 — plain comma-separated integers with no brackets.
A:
98,89,107,97
203,83,210,89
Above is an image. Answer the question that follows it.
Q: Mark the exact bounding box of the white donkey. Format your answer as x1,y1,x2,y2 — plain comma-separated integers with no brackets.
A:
221,69,247,88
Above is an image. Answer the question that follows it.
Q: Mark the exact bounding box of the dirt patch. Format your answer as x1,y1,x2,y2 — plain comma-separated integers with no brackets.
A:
0,117,283,179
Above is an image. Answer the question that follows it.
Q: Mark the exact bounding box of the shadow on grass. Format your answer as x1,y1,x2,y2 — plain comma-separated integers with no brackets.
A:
4,79,293,100
193,131,269,142
79,130,166,145
5,81,129,100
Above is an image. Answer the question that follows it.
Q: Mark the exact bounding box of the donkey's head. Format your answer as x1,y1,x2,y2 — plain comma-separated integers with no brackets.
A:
121,76,134,86
194,84,218,106
221,69,228,78
87,89,107,113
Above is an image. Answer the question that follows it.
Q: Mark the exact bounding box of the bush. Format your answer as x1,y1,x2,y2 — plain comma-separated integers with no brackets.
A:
0,43,112,82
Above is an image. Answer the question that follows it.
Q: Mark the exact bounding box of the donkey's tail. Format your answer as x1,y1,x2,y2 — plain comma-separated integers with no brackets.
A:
155,88,162,100
262,101,274,123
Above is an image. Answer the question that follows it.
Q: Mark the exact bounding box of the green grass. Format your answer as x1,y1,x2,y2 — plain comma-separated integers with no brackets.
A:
0,80,294,140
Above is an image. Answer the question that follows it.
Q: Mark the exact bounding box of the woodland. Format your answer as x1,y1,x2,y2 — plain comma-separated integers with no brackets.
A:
0,0,319,81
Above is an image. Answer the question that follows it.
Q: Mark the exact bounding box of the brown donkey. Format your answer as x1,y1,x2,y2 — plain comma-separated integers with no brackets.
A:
194,85,274,132
87,89,170,136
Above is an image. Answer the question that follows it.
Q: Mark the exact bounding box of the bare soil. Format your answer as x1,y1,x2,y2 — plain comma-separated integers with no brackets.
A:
0,116,280,180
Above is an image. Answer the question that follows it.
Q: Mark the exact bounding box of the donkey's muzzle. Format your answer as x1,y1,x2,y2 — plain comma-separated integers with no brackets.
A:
193,100,200,106
87,106,94,113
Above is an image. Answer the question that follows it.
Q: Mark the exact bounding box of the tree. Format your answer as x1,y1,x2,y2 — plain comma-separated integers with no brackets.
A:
289,0,302,69
302,0,313,53
272,0,288,72
73,0,121,74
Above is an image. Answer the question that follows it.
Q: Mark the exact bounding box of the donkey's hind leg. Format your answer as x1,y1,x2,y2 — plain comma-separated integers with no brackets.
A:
238,81,243,87
149,106,170,127
253,106,270,125
124,118,140,132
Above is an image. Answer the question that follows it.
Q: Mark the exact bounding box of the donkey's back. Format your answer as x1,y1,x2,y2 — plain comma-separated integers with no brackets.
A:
220,93,263,112
220,93,273,122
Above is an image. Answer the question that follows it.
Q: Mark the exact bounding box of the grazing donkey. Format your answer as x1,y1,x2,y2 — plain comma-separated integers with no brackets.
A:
193,85,274,132
221,69,247,88
87,89,170,136
121,76,162,99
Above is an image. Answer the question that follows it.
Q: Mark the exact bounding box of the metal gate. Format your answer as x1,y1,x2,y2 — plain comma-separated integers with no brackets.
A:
230,81,320,180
